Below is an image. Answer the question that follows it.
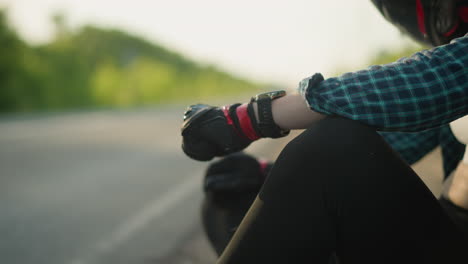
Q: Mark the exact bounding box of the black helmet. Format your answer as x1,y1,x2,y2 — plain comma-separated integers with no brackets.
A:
371,0,463,46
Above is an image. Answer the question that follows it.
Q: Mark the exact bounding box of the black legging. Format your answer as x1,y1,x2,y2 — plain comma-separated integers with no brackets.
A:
214,117,467,264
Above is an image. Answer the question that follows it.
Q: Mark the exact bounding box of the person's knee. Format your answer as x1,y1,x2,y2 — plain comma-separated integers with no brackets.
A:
280,117,380,165
260,117,382,200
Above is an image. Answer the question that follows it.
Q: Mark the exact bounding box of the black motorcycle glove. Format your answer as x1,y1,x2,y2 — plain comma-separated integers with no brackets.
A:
181,103,261,161
201,152,273,255
203,152,273,193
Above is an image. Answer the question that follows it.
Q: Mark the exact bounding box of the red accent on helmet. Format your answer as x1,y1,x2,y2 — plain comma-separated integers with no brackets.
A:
444,20,459,37
416,0,427,35
460,6,468,23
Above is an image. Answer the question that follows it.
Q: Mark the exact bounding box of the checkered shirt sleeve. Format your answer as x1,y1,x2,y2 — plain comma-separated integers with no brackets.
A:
300,34,468,132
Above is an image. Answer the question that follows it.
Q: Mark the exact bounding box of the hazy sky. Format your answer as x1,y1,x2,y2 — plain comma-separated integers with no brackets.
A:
2,0,417,86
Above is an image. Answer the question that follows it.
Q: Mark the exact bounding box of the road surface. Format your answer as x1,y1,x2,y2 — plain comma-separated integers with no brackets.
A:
0,107,444,264
0,107,222,264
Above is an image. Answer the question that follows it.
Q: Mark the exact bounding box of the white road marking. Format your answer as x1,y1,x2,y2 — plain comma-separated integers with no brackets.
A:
70,172,202,264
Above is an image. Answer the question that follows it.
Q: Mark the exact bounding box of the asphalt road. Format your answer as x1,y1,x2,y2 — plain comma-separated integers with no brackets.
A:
0,107,224,264
0,107,443,264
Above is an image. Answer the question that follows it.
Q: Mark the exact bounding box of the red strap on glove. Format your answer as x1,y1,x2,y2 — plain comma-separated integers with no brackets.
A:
222,103,260,141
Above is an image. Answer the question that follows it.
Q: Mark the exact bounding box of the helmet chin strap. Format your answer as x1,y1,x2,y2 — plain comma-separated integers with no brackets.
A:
450,115,468,164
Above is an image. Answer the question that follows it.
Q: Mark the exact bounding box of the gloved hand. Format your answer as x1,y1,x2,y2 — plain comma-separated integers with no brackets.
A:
181,103,260,161
203,152,273,193
202,152,272,255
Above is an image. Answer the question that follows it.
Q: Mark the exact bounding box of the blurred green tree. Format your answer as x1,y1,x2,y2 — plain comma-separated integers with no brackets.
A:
0,9,427,113
0,10,24,111
0,10,261,113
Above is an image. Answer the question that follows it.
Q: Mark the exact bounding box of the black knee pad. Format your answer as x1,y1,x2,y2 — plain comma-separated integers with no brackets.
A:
258,117,403,205
293,117,380,158
268,117,381,177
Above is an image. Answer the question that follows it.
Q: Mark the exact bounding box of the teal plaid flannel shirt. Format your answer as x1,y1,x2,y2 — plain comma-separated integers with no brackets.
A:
300,34,468,177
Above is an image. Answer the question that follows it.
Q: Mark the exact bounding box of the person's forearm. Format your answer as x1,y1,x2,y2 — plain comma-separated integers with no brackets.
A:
253,93,325,130
442,163,468,209
443,116,468,209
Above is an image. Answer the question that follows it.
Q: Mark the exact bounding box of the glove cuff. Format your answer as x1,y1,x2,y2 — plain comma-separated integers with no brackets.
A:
222,103,261,141
248,91,290,138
